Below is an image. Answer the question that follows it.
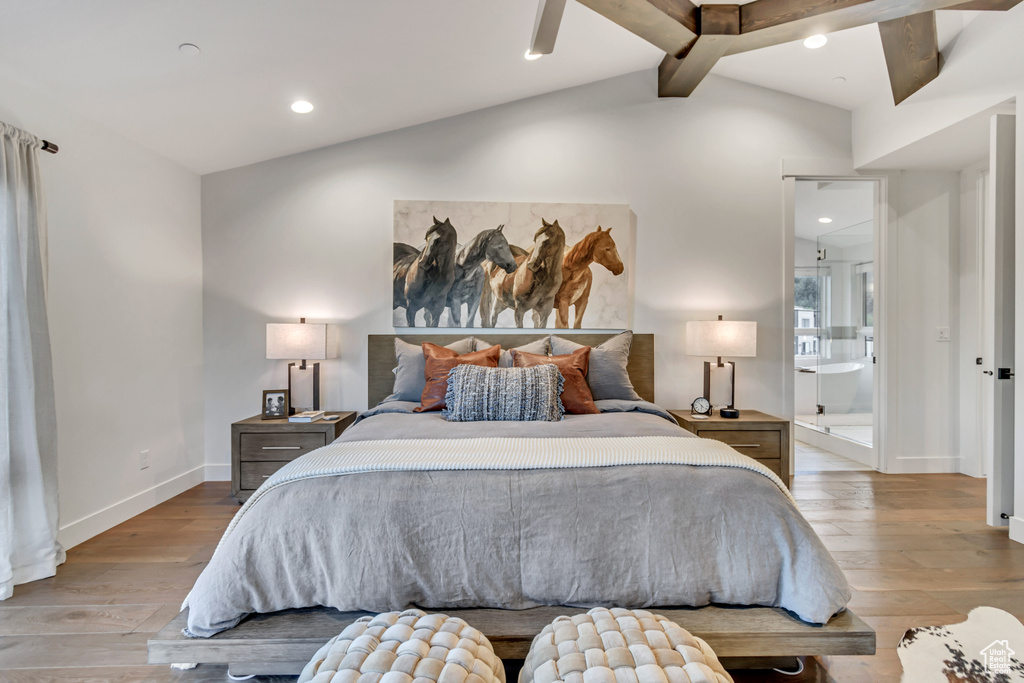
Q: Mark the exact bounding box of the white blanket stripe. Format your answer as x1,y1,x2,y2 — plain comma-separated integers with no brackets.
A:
184,435,793,610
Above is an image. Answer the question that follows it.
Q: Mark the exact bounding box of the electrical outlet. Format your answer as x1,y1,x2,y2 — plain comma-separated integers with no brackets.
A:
139,449,150,470
936,327,950,342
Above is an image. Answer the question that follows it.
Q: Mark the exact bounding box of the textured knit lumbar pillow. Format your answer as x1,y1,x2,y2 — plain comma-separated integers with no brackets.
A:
298,609,506,683
512,347,598,415
416,343,502,412
444,364,564,422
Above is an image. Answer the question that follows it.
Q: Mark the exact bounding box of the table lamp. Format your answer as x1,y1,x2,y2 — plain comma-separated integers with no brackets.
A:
266,318,332,413
686,315,757,417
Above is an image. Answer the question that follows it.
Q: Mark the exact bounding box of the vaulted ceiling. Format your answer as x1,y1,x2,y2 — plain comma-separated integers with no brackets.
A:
0,1,1016,174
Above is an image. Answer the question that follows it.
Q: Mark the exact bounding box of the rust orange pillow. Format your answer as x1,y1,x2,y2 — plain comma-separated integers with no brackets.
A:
512,347,599,414
416,343,501,412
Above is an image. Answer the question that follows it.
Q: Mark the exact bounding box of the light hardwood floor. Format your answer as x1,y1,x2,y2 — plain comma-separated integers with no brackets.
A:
0,472,1018,682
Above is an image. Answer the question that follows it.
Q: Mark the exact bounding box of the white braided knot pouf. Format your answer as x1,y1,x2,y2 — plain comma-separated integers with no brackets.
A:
519,608,732,683
299,609,506,683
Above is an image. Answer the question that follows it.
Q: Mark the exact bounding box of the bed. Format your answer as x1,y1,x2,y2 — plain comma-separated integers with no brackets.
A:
149,333,873,676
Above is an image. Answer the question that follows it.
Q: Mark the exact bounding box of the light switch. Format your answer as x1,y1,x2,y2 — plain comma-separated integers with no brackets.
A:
937,327,950,342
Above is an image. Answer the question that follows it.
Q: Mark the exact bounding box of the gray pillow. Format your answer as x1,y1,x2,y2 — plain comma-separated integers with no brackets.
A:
549,331,640,401
384,337,475,403
443,364,564,422
474,336,551,368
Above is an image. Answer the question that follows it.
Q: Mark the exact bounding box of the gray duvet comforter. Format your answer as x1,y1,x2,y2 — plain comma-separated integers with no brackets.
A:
185,405,850,637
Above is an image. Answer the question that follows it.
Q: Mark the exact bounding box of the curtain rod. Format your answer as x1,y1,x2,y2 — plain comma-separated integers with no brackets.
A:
41,140,58,154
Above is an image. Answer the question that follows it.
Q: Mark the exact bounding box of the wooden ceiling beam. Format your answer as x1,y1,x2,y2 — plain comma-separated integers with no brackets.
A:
878,11,941,104
740,0,873,33
575,0,699,56
727,0,1004,55
658,4,740,97
579,0,1022,100
945,0,1023,9
529,0,568,56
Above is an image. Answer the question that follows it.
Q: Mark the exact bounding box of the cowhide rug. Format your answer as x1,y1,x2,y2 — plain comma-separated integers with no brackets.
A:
898,606,1024,682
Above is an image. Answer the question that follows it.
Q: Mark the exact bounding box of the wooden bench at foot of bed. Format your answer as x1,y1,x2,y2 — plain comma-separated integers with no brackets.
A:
148,605,875,677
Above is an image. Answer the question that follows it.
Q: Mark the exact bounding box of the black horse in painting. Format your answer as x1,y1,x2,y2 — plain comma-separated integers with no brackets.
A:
445,225,517,327
393,217,458,327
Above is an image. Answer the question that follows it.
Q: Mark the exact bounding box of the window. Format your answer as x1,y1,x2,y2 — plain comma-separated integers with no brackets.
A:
855,263,874,328
794,267,827,357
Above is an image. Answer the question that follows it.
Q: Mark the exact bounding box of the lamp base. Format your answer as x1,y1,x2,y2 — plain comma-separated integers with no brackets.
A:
703,361,735,409
287,361,321,414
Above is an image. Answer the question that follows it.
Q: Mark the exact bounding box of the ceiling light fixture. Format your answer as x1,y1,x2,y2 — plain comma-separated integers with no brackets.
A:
832,76,847,85
524,50,542,61
803,34,828,49
178,43,200,55
818,217,833,224
290,100,315,114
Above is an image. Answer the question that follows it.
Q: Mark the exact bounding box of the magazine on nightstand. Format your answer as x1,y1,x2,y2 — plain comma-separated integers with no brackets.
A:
288,410,325,423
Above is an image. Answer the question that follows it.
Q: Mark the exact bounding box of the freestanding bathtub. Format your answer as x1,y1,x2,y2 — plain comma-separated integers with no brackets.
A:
795,361,866,416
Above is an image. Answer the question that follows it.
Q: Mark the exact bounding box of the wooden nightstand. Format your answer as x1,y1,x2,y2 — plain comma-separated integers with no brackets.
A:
231,411,356,502
669,410,791,483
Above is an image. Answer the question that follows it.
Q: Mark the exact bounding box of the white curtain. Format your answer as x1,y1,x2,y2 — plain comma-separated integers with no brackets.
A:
0,121,62,600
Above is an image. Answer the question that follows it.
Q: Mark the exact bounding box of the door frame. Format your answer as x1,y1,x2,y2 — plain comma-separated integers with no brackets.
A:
783,174,889,474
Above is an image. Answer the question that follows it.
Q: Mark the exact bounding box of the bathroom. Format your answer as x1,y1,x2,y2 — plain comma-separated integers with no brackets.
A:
793,179,877,468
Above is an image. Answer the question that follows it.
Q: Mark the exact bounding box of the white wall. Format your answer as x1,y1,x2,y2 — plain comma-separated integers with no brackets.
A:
0,76,204,548
201,71,853,469
885,171,961,473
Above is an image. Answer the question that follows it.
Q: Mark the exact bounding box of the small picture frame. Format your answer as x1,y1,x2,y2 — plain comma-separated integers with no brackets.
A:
262,389,289,420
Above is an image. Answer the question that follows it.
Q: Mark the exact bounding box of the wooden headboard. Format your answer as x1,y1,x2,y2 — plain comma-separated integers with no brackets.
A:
368,333,655,408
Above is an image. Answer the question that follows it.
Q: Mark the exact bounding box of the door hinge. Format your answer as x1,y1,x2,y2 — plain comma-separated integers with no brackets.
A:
816,404,825,415
998,368,1015,380
873,356,877,364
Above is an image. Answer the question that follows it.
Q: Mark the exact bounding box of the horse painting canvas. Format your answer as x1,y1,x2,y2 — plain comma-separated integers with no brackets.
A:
394,201,634,329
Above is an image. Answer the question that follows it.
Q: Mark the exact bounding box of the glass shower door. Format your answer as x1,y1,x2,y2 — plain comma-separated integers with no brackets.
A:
816,221,874,445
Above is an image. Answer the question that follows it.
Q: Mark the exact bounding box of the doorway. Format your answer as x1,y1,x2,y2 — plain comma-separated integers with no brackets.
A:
792,179,880,471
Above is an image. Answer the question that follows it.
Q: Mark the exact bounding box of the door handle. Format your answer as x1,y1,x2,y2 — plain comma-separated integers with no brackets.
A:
984,371,994,376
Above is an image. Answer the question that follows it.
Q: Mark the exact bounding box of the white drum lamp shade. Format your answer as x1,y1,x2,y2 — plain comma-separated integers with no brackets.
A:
266,323,329,360
686,317,757,411
686,320,757,359
266,321,335,413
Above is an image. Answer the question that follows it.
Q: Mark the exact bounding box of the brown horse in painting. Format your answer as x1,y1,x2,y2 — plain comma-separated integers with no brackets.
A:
554,226,624,328
481,219,565,328
393,217,458,327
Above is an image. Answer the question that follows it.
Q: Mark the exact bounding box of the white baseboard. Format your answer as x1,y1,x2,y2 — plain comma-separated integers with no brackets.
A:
1009,516,1024,544
885,456,962,474
58,466,206,549
205,463,231,481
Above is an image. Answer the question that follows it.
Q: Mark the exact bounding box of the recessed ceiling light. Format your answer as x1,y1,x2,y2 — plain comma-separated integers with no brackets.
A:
178,43,200,55
832,76,847,85
524,50,542,61
803,34,828,49
290,100,314,114
818,217,833,224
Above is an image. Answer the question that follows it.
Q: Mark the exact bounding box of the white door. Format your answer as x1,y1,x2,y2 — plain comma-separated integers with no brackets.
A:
988,114,1015,528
